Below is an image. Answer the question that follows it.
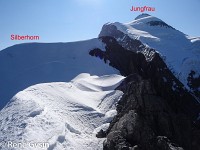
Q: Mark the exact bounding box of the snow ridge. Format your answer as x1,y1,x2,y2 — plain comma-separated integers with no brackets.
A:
0,73,124,150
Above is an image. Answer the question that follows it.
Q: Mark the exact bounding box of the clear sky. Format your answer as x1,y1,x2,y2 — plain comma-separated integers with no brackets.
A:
0,0,200,50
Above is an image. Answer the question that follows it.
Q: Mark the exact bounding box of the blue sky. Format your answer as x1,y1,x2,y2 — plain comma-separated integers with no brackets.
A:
0,0,200,50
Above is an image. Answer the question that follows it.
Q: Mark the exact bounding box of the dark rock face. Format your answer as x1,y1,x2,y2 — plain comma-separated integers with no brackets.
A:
91,37,200,120
96,129,106,138
104,75,194,150
90,37,200,150
187,70,200,99
146,21,175,29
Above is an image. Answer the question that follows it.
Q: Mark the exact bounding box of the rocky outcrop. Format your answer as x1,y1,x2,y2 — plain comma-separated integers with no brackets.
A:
90,37,200,120
104,74,197,150
146,21,175,29
96,129,106,138
187,70,200,99
89,36,200,150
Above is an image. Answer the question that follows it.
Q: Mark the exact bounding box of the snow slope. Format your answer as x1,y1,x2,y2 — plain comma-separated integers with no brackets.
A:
0,73,124,150
0,39,118,109
104,14,200,89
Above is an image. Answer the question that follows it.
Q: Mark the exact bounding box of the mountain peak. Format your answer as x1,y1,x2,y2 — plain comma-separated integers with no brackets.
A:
128,13,174,29
135,13,151,20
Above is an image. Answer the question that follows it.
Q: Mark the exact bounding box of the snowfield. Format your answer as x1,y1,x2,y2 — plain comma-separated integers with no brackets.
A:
0,38,118,109
0,73,124,150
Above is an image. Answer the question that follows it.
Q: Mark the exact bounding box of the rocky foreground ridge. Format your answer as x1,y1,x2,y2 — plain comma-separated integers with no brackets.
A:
91,36,200,150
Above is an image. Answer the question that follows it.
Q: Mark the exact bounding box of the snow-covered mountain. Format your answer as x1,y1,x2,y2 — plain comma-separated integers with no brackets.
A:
99,13,200,99
0,73,124,150
0,39,118,109
0,14,200,150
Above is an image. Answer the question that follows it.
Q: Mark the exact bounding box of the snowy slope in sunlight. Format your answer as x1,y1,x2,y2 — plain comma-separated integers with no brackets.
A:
0,73,124,150
105,14,200,89
0,39,118,109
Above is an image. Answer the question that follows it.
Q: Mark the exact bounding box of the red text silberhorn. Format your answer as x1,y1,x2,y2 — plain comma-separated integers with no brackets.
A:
11,35,40,40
